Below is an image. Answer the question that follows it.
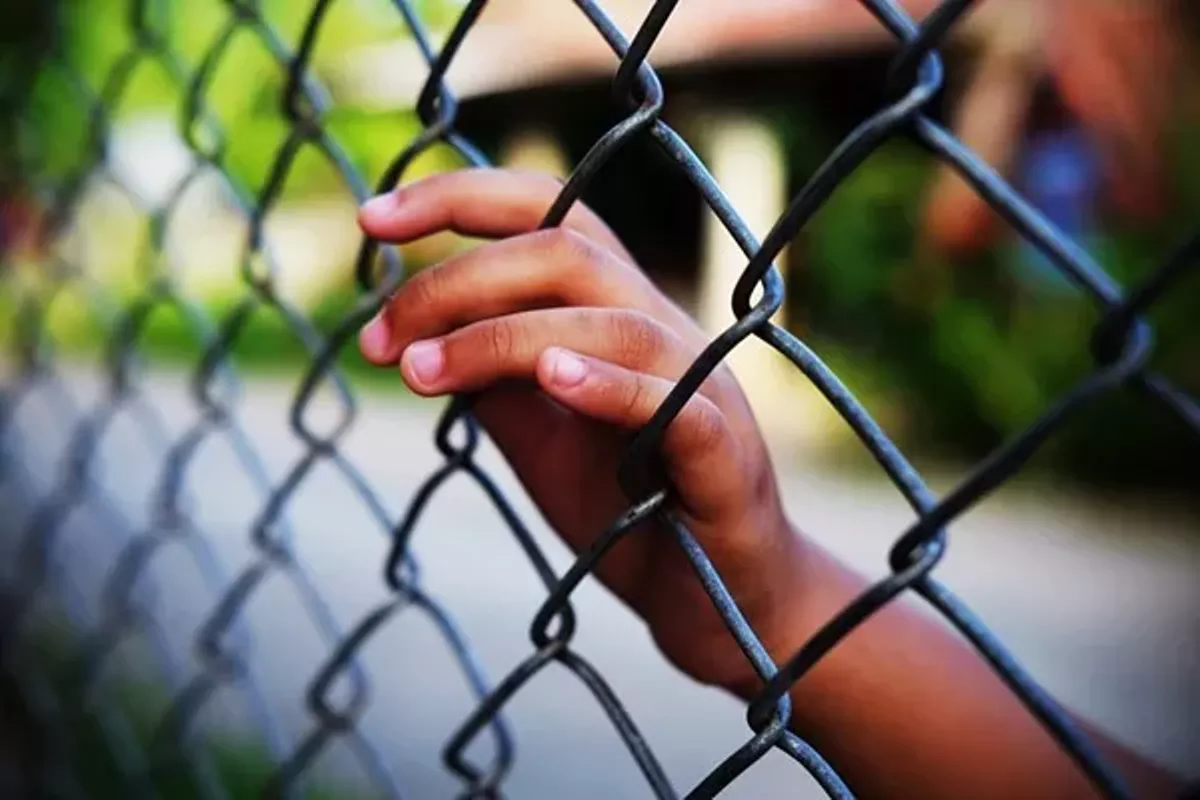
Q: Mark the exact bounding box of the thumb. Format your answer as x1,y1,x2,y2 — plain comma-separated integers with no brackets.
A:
535,347,742,521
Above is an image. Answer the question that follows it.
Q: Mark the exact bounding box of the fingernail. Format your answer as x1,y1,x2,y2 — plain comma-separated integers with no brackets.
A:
359,311,391,361
547,348,587,388
360,192,399,219
403,340,444,386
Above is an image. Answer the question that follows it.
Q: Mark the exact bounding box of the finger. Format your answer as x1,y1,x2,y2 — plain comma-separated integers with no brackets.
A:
395,308,695,397
535,347,742,520
358,168,631,259
358,229,658,366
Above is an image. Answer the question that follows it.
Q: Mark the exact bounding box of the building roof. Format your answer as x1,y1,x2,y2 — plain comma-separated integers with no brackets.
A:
334,0,960,107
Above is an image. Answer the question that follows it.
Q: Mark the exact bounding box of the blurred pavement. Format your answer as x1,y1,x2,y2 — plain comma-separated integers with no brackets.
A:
2,368,1198,798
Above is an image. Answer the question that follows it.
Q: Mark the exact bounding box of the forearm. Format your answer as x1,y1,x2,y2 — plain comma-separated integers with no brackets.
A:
353,167,1185,798
727,532,1182,799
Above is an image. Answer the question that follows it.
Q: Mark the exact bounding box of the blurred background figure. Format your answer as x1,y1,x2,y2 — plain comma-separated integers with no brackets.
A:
922,0,1189,257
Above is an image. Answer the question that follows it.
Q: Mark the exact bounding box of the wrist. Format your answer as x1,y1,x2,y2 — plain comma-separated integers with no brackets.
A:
721,522,872,710
718,518,824,700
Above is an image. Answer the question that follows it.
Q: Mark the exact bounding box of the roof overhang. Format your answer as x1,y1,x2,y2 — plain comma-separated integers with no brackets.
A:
332,0,984,108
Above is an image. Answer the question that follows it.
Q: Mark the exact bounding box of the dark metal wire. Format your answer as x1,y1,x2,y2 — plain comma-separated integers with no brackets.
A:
0,0,1196,798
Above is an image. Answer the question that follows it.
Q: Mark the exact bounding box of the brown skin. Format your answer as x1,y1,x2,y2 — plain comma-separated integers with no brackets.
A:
358,168,1183,800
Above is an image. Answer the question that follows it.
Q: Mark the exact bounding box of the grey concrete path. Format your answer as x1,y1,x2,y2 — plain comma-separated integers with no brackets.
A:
2,368,1197,797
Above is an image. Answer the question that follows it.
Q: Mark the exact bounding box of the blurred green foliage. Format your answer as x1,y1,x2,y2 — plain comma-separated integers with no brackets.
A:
130,287,404,389
0,284,403,391
4,0,457,393
23,0,459,198
792,123,1200,491
7,1,1199,494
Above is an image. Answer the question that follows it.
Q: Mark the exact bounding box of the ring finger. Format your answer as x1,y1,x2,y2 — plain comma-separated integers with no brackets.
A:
396,307,707,399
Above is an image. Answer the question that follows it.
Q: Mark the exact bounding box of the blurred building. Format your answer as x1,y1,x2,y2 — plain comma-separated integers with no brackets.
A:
337,0,1191,440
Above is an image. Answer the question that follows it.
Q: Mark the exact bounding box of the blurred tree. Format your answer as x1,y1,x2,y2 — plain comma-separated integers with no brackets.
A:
798,123,1200,491
23,0,459,199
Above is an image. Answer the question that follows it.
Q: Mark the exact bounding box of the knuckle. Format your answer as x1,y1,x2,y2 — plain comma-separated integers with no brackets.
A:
540,226,600,268
528,227,633,303
527,226,567,256
407,172,452,207
483,317,518,362
612,311,667,368
620,374,653,420
684,399,726,454
405,262,444,310
701,363,739,402
749,452,776,505
517,168,567,195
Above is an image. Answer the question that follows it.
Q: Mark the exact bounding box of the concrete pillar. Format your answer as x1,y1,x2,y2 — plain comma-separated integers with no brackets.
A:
697,113,788,340
499,127,570,180
693,110,856,454
696,112,816,442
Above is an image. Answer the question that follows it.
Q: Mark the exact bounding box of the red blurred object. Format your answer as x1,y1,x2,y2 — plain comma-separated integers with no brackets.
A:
1050,1,1181,225
922,0,1187,257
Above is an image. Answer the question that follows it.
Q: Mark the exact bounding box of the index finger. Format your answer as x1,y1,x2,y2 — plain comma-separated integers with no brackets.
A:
358,168,632,260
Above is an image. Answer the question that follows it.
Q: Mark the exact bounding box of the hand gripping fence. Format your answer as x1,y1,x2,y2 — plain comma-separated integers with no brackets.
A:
0,0,1197,798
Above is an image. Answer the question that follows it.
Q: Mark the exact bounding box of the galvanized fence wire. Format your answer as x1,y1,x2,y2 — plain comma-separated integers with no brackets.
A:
0,0,1197,798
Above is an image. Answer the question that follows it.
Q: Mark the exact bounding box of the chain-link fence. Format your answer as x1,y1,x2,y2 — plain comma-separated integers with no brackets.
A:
0,0,1197,798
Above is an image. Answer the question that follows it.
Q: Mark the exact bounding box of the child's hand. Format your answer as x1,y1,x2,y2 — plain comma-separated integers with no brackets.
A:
357,168,1183,799
356,168,805,692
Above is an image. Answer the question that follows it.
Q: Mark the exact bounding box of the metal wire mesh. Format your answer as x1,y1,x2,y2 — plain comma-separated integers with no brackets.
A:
0,0,1197,798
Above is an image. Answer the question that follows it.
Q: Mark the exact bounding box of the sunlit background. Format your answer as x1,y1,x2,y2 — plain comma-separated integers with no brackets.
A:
1,1,1198,797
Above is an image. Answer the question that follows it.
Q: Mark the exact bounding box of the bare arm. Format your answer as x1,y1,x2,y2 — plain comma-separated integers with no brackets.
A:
730,533,1181,799
358,168,1184,799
